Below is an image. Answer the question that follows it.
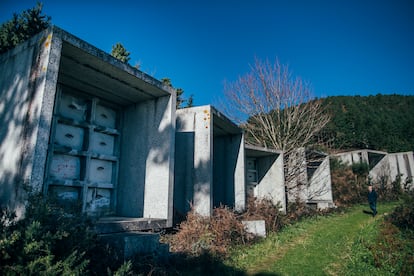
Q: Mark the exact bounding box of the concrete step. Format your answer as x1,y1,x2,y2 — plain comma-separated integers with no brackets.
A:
99,231,170,260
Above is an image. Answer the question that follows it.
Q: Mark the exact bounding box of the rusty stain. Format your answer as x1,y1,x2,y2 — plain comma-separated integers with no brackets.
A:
44,34,52,47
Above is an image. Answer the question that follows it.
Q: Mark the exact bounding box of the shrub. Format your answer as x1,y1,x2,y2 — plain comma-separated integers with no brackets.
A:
168,205,247,256
330,158,366,206
285,200,320,222
0,194,91,275
0,193,132,275
370,221,414,274
351,161,369,177
241,197,288,232
387,190,414,231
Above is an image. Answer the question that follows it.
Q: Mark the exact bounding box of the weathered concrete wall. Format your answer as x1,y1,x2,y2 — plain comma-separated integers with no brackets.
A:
175,106,212,217
0,29,60,216
245,145,286,212
334,150,387,167
334,150,413,190
286,148,308,203
118,95,175,224
213,133,245,211
369,154,391,187
287,148,334,209
1,27,176,227
307,155,333,208
388,152,414,189
174,106,245,217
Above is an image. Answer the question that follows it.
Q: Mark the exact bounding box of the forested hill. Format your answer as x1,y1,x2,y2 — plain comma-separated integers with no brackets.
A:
319,94,414,153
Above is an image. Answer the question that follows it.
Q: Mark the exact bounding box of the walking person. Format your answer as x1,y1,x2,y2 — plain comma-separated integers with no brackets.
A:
368,185,378,217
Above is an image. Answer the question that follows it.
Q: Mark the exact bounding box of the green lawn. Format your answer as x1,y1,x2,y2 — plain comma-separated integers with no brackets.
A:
227,202,399,275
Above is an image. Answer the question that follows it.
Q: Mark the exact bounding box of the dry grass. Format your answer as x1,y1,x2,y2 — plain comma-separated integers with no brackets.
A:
167,205,247,256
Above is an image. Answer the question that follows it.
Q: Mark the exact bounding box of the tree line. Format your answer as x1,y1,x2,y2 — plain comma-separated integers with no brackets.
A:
318,94,414,153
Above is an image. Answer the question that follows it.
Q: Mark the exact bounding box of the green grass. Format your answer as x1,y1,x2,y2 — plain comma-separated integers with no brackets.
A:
227,202,400,275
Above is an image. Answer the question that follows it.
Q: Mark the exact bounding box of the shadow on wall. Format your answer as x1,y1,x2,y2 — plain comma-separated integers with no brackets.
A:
0,45,45,215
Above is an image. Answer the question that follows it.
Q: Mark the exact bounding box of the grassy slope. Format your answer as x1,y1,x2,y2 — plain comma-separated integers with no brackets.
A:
228,202,398,275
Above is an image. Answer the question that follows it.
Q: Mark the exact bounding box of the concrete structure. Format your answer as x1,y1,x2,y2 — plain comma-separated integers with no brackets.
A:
0,26,176,228
387,152,414,189
287,148,334,209
306,150,334,209
174,105,245,218
334,150,414,190
245,144,286,212
242,220,266,238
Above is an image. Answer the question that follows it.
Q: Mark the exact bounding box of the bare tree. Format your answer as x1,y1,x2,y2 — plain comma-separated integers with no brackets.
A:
222,58,331,201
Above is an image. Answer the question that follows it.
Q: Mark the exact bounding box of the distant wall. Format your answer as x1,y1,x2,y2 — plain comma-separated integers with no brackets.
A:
334,150,414,190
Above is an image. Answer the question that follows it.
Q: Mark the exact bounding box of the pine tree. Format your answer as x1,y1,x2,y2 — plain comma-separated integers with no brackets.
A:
0,2,51,54
111,42,131,63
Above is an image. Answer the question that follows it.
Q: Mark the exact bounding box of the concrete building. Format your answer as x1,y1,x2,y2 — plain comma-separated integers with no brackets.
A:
387,152,414,189
174,105,245,218
334,150,414,190
286,148,334,209
306,150,334,209
0,26,176,228
245,144,286,212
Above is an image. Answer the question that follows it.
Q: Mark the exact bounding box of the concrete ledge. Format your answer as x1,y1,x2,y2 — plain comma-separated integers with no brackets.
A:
95,217,167,234
99,232,169,260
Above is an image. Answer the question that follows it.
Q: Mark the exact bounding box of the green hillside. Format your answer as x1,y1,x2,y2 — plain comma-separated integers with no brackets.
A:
319,94,414,152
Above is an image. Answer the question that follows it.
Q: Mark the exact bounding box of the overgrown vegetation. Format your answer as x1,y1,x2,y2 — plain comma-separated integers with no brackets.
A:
330,157,367,206
165,197,323,259
387,189,414,231
0,193,132,275
228,202,412,275
330,157,408,206
336,200,414,275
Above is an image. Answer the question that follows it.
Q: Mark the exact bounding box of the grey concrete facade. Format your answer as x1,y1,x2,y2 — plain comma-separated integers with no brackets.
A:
306,150,334,209
334,150,414,190
0,27,176,227
174,105,245,218
245,145,286,212
287,148,334,209
387,152,414,189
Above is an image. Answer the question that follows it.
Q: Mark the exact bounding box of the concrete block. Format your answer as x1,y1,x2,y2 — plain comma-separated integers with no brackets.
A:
242,220,266,238
99,232,169,260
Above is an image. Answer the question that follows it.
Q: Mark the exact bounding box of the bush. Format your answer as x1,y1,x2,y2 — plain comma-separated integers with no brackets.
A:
286,200,320,222
241,197,288,233
330,158,366,206
0,194,91,275
370,221,414,274
0,193,132,275
168,205,247,256
387,190,414,231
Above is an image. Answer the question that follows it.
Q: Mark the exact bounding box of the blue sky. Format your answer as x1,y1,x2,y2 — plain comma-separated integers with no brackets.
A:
1,0,413,106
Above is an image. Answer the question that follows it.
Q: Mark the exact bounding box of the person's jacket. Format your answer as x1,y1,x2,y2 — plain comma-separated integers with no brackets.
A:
368,190,377,203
